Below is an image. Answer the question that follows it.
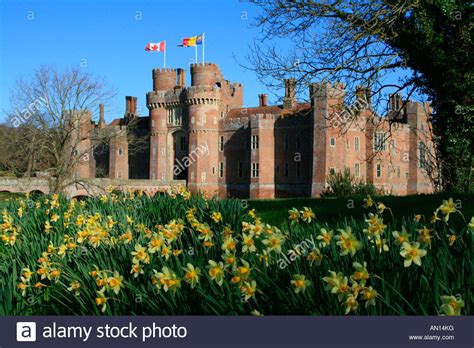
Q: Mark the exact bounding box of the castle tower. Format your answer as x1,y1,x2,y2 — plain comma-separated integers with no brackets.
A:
109,125,128,179
186,63,222,196
310,82,345,196
147,68,177,181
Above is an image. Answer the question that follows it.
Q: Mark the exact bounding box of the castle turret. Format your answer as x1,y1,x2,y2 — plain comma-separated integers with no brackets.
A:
186,63,221,196
153,68,176,91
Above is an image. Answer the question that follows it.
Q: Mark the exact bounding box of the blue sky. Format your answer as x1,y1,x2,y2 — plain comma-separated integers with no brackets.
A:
0,0,273,123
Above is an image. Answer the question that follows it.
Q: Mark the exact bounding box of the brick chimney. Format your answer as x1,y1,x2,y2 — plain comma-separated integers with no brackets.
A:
130,96,137,115
125,96,131,114
177,68,186,88
98,103,105,129
283,78,296,109
259,94,268,107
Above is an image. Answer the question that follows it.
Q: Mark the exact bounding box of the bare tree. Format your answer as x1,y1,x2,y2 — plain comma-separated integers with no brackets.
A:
5,66,115,193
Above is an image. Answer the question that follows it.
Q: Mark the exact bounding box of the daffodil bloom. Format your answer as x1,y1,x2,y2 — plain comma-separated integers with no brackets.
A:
233,260,251,284
148,235,164,254
222,252,236,267
107,272,124,295
262,233,284,253
376,202,386,214
361,287,378,308
242,232,257,253
446,234,457,246
221,236,237,252
34,282,47,289
317,228,333,248
351,262,369,286
371,236,389,253
95,289,108,313
322,271,344,294
414,214,422,222
22,268,34,282
344,294,359,314
130,263,144,278
131,244,149,264
400,242,427,267
363,195,374,208
50,214,60,223
300,207,315,223
468,217,474,233
291,274,311,294
17,282,29,296
183,263,201,288
392,227,411,245
436,198,457,221
207,260,224,286
439,295,464,316
152,267,181,293
417,226,433,248
119,231,133,244
44,220,52,234
307,248,323,266
17,206,23,218
248,209,256,219
364,213,386,240
288,208,300,224
336,227,362,256
240,280,257,301
211,211,223,223
67,281,81,295
126,215,134,225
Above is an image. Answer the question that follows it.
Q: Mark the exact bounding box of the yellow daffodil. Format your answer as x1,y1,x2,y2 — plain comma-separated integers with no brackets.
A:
307,248,323,266
107,272,124,295
67,281,81,295
439,295,464,316
288,208,300,224
131,244,149,264
300,207,315,223
362,287,378,308
336,227,362,256
344,294,359,314
242,232,257,253
240,280,257,301
400,242,427,267
317,228,333,248
95,289,108,313
363,195,374,208
446,234,457,246
291,274,311,294
211,211,223,223
262,233,284,254
183,263,201,288
207,260,224,286
152,267,181,293
392,227,411,245
351,262,369,286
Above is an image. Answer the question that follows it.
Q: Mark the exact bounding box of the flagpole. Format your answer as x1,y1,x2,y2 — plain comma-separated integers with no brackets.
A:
164,41,166,68
195,45,198,64
202,33,205,64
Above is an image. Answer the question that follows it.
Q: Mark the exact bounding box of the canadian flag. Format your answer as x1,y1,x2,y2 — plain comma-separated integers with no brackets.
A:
145,41,165,52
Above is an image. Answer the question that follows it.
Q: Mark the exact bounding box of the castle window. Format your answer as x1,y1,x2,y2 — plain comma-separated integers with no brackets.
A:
252,162,259,178
405,172,409,179
219,136,225,152
238,162,243,178
212,167,216,175
251,135,259,150
330,137,336,147
390,139,396,153
355,163,360,178
201,172,206,182
329,167,335,175
276,165,280,174
354,136,360,151
374,132,387,151
118,148,124,156
296,162,301,177
419,141,426,168
180,135,186,151
284,133,289,150
284,163,289,177
220,111,225,118
376,163,382,178
219,162,224,178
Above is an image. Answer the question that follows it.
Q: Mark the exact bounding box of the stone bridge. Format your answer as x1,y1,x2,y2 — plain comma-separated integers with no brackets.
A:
0,178,187,198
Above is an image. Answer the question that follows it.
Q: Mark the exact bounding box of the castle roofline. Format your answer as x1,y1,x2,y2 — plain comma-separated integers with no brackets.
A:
226,102,311,119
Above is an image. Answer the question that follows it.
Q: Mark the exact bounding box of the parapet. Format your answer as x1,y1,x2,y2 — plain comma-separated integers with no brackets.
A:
190,62,223,87
152,68,177,91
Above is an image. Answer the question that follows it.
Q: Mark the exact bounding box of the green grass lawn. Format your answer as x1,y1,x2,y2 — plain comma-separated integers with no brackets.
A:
248,192,474,227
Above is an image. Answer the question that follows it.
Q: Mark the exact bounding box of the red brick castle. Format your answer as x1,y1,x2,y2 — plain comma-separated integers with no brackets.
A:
76,63,435,198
